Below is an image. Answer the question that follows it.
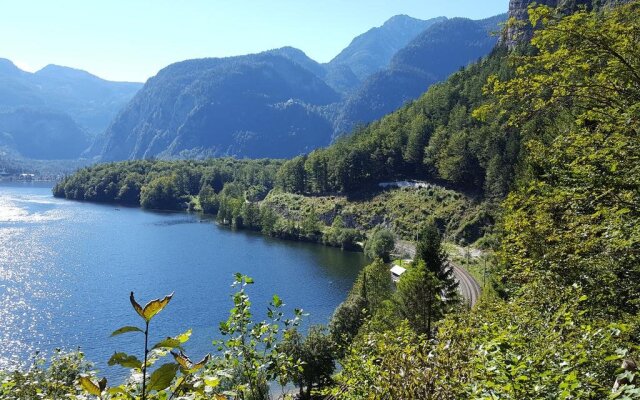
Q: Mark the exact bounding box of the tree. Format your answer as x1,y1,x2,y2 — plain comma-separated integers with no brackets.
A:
403,113,431,169
301,207,321,238
198,184,219,214
359,259,393,312
394,261,443,337
415,222,459,308
259,206,279,236
277,156,306,193
479,3,640,316
117,172,144,205
329,295,367,355
364,228,395,262
282,326,336,399
140,175,183,210
323,215,362,250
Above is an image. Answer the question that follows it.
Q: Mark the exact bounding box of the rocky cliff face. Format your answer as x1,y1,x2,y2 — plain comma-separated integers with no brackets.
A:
505,0,631,48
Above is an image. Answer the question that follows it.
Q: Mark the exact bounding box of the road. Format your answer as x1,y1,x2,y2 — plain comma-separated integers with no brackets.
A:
452,263,481,307
394,240,482,307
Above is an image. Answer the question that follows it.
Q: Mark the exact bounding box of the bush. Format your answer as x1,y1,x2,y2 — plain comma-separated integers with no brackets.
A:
364,228,395,262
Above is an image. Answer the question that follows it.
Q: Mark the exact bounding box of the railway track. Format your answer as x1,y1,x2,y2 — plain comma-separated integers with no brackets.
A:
451,263,481,307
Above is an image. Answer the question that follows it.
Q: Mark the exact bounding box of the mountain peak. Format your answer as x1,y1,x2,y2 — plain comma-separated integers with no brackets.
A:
35,64,100,81
329,15,447,80
0,58,23,75
382,14,446,28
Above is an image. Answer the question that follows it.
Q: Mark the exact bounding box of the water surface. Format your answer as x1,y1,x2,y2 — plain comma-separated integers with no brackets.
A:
0,182,366,376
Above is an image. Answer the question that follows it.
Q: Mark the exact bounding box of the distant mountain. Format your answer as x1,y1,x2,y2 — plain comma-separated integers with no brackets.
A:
268,16,450,96
333,14,506,135
98,52,341,161
268,46,361,95
0,59,142,135
96,13,507,161
0,108,91,159
328,15,447,81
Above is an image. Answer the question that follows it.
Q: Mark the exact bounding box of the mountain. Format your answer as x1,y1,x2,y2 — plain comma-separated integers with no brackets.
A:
333,14,506,136
267,46,360,94
0,108,91,159
98,52,341,161
97,13,506,161
328,15,447,81
0,59,142,135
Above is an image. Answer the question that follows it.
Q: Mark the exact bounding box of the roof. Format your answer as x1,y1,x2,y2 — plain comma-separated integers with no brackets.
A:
390,265,407,276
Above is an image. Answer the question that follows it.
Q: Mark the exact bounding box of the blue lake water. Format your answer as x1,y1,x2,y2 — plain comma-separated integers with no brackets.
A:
0,182,366,377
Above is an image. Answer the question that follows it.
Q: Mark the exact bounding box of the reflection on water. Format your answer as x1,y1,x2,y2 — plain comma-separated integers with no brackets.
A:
0,182,367,376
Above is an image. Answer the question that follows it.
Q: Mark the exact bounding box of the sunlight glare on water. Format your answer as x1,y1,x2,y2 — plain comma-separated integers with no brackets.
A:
0,189,72,369
0,182,366,378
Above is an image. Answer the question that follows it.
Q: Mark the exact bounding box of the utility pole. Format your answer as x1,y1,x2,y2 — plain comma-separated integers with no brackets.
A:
483,255,487,288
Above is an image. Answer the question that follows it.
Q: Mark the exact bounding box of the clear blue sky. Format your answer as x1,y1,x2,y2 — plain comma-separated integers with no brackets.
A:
0,0,509,83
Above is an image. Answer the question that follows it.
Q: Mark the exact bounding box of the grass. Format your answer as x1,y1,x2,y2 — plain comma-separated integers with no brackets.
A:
262,185,490,243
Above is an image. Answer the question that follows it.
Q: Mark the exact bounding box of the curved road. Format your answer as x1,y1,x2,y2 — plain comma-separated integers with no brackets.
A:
394,240,482,307
452,263,481,307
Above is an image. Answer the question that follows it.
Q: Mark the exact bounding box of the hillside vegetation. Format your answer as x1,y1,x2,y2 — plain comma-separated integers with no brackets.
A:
334,14,506,135
15,2,640,399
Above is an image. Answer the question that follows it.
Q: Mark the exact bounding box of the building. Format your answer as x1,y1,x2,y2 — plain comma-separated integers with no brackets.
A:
390,264,407,283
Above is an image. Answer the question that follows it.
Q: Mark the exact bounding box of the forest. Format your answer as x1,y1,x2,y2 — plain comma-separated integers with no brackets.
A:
8,2,640,398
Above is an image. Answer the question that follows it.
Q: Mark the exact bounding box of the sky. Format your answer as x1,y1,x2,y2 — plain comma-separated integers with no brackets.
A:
0,0,509,83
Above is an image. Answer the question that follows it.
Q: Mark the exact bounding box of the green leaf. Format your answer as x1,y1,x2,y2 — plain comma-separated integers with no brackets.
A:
107,387,128,395
175,329,192,343
111,326,143,337
272,294,283,308
152,337,183,350
148,363,179,392
108,352,142,370
204,376,220,388
79,376,102,396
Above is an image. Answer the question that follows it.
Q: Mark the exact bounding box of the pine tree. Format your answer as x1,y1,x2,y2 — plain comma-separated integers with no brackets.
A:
395,261,442,337
415,222,459,309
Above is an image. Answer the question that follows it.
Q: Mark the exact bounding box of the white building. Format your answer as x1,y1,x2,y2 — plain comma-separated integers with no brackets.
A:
390,264,407,283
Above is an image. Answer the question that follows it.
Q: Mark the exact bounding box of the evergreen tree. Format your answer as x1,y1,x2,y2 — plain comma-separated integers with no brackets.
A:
415,222,459,307
394,261,442,337
359,259,393,312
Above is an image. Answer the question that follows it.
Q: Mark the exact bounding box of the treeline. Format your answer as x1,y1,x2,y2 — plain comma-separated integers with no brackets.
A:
277,45,519,199
53,158,366,250
53,158,280,208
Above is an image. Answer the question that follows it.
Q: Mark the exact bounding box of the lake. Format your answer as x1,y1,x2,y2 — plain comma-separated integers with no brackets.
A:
0,182,367,377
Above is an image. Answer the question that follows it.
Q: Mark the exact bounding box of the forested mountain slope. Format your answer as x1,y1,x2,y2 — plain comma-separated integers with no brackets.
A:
98,52,341,161
0,108,91,159
96,14,505,162
334,14,507,135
